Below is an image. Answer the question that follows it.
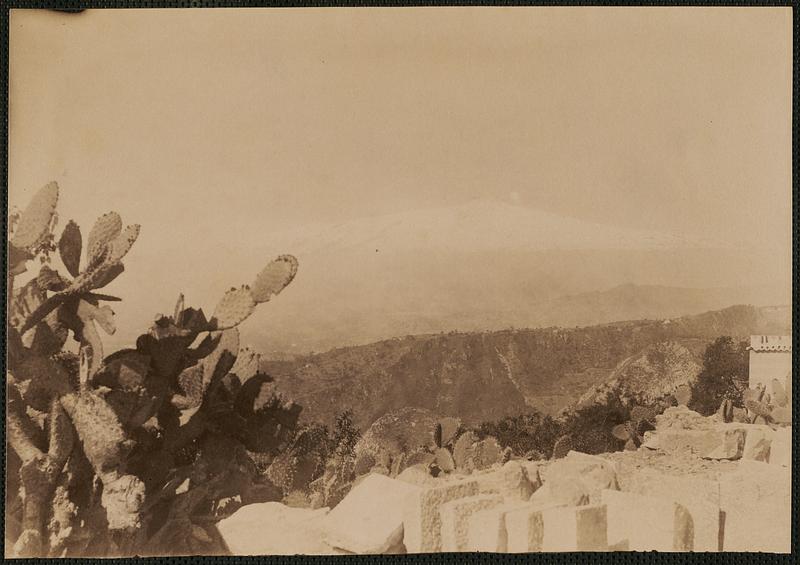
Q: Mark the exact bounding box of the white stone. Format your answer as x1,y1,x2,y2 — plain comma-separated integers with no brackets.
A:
439,494,503,552
768,426,791,467
602,489,693,551
719,460,791,552
402,478,479,553
740,425,774,462
473,460,537,501
323,473,422,554
533,451,618,505
621,469,721,551
465,502,530,552
505,503,607,552
216,502,334,555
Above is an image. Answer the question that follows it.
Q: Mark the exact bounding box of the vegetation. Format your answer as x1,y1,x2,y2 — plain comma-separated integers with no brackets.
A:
689,336,749,415
6,182,300,556
475,412,560,460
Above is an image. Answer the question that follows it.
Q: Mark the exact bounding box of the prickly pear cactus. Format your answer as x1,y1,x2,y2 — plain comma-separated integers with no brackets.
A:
551,435,575,459
6,182,301,557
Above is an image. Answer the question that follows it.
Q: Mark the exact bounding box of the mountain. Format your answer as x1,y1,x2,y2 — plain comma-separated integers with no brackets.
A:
261,305,791,429
267,198,723,254
246,199,789,355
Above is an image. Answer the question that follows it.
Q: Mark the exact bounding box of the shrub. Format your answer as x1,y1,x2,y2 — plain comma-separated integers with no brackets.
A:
555,393,631,456
689,336,749,415
476,411,560,459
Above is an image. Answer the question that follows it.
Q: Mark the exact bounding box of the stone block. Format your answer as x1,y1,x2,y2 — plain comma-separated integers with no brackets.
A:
505,503,607,552
719,460,791,552
602,489,693,551
465,502,530,552
740,425,774,462
474,460,538,501
621,469,721,551
216,503,333,555
323,473,422,554
533,451,618,505
656,427,745,459
439,494,503,552
768,426,791,467
519,461,543,491
402,478,479,553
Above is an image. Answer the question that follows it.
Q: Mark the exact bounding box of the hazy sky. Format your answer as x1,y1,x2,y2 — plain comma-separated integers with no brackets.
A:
9,8,792,348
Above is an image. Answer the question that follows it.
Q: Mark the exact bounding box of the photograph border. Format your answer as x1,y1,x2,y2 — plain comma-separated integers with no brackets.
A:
1,1,796,562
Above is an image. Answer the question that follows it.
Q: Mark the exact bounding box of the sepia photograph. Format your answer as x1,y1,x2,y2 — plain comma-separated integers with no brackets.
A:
5,6,793,557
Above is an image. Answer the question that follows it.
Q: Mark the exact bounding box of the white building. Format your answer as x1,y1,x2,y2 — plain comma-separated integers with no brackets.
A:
748,335,792,389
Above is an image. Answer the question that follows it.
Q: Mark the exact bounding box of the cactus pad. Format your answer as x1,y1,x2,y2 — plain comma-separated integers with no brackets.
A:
58,220,82,278
250,255,298,304
611,423,631,442
212,286,256,329
15,356,73,411
106,224,140,263
177,364,206,408
28,311,69,357
434,447,455,472
11,182,59,251
437,417,461,447
202,329,240,388
744,399,772,419
77,299,116,335
230,346,260,384
60,391,130,475
770,378,788,408
86,212,122,266
673,384,692,407
551,434,575,459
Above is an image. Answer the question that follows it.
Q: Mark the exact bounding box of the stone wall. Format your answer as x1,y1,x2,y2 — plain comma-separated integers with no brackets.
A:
214,410,791,554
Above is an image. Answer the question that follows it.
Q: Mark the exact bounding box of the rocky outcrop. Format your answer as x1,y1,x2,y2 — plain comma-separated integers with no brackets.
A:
532,451,619,506
215,503,336,555
323,474,421,554
214,407,790,554
602,490,694,551
402,478,480,553
452,432,503,473
505,503,608,552
574,341,702,410
354,408,439,476
440,494,503,552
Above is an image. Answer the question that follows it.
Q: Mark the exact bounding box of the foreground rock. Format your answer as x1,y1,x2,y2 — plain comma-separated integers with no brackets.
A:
473,460,539,501
466,502,531,552
403,478,479,552
505,503,607,552
719,460,791,552
740,425,774,462
439,494,503,551
768,427,791,467
655,427,745,459
618,468,721,551
215,503,335,555
452,432,503,472
602,489,693,551
532,451,619,506
323,473,421,554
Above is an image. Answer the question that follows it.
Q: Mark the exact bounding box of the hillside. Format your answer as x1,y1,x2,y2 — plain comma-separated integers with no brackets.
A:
241,198,789,356
262,305,791,429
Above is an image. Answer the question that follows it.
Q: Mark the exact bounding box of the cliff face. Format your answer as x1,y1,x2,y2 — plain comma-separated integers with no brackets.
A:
262,305,791,429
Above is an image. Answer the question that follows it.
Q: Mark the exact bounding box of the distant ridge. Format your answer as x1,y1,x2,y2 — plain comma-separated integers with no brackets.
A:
262,304,791,429
241,198,786,355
